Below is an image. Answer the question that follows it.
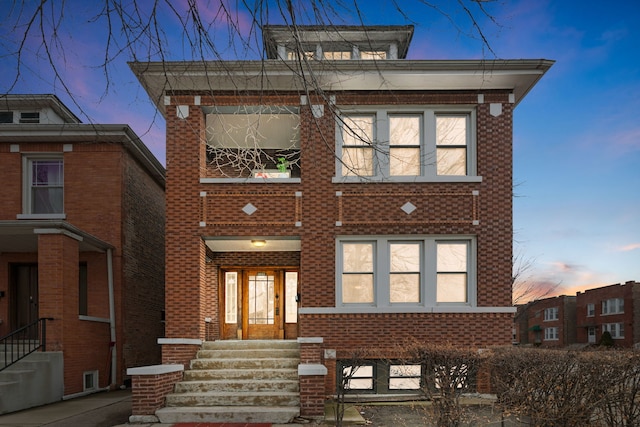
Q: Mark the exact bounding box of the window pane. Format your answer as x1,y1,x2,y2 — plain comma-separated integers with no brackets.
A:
325,51,352,60
343,116,373,146
342,274,374,303
343,243,373,272
342,147,373,176
390,243,420,272
225,272,238,323
390,116,420,146
361,51,387,60
436,147,466,175
285,272,298,324
436,116,467,146
390,148,420,176
343,365,373,390
437,273,467,302
390,274,420,303
390,365,421,390
437,243,467,271
32,188,63,214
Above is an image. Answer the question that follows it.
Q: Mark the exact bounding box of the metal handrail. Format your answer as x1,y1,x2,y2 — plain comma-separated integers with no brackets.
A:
0,318,53,372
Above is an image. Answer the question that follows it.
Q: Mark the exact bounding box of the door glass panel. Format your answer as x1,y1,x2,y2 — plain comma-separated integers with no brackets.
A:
248,273,275,325
285,272,298,324
225,272,238,323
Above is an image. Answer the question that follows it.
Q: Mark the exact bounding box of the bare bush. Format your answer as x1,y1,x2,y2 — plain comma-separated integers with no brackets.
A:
491,347,640,427
406,342,483,427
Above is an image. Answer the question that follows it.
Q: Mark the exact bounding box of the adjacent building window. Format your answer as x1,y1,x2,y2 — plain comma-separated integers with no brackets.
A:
544,327,559,341
19,112,40,124
586,303,595,317
324,50,352,60
602,298,624,315
24,156,64,214
78,263,88,316
544,307,559,321
602,322,624,339
337,108,475,180
0,111,13,123
337,236,475,308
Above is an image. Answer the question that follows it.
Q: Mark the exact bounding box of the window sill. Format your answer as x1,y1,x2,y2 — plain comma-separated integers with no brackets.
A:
17,213,67,220
332,176,482,184
299,306,516,314
200,177,301,184
79,315,110,323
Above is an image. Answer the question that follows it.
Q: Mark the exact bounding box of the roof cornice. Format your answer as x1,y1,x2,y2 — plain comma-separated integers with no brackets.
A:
130,58,554,115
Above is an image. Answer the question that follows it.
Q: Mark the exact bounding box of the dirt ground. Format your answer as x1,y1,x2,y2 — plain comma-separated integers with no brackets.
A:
355,403,524,426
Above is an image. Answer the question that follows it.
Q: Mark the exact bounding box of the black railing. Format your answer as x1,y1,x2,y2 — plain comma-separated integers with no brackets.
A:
0,318,53,372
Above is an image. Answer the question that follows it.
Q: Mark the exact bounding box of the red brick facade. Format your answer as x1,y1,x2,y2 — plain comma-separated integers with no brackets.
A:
515,295,577,347
131,27,552,416
0,96,165,397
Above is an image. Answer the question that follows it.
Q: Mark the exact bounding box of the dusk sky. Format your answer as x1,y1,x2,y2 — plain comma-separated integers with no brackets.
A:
1,1,638,299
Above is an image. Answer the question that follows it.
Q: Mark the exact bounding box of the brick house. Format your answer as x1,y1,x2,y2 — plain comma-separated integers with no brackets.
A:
129,25,552,421
0,94,165,410
514,295,577,347
576,281,639,347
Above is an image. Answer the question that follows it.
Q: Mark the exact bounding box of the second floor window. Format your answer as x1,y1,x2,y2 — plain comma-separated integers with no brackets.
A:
337,108,475,180
602,298,624,315
26,157,64,214
544,307,559,321
587,303,595,317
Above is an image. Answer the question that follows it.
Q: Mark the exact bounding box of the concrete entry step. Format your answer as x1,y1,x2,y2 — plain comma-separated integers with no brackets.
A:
156,405,299,424
160,340,301,424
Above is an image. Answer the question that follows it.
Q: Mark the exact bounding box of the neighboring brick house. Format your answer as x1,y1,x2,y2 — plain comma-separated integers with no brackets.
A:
0,94,165,401
514,295,577,347
130,25,552,416
576,281,639,347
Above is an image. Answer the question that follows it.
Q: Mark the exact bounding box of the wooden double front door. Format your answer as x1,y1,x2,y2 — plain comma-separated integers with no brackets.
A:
220,269,299,340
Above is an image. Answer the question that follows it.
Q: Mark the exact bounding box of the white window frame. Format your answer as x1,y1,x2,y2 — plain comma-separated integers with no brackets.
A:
334,106,478,183
544,307,559,321
602,298,624,315
602,322,624,339
544,327,559,341
586,303,595,317
18,154,66,220
336,235,476,310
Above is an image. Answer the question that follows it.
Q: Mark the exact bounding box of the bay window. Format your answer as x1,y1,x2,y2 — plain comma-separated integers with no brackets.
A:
337,236,475,308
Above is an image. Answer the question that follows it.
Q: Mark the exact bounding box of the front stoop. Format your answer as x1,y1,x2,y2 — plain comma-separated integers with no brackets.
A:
156,340,300,424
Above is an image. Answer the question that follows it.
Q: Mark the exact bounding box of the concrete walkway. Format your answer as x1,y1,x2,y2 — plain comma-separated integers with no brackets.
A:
0,389,131,426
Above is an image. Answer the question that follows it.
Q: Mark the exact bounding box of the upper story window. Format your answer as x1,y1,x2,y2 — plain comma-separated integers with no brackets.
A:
602,298,624,315
360,50,387,60
324,50,352,60
337,236,475,308
24,156,64,215
204,106,300,179
544,307,559,321
587,303,595,317
19,112,40,124
336,107,476,182
0,111,13,123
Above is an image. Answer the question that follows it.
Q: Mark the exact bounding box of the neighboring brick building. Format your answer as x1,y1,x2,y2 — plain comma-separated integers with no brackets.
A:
514,295,577,347
130,25,553,416
576,281,639,347
0,95,165,401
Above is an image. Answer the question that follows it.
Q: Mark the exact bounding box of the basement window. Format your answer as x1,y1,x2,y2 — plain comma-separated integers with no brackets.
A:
83,370,98,392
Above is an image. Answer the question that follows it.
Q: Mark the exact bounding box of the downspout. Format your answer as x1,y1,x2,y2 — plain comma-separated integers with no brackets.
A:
107,248,117,388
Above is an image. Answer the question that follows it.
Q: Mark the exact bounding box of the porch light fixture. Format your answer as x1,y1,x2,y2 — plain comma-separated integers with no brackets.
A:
251,239,267,248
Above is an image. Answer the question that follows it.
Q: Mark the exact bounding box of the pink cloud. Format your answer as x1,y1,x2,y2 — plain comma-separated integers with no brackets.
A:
617,243,640,252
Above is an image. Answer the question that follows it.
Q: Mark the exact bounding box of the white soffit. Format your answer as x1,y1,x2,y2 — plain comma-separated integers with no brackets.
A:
205,238,301,252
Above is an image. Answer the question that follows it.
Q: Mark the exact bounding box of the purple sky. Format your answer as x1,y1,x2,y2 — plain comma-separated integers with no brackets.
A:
1,0,638,299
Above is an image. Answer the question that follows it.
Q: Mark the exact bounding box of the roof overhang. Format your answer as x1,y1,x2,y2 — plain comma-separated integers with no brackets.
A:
0,124,165,187
130,59,554,116
205,237,301,252
0,220,114,253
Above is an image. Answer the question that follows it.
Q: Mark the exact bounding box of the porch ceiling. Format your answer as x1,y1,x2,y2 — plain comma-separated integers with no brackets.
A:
204,237,301,252
0,221,112,253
